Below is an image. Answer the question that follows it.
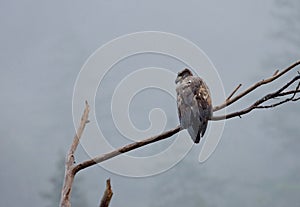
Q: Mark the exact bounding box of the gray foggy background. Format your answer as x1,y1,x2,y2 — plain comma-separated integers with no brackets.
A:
1,0,299,206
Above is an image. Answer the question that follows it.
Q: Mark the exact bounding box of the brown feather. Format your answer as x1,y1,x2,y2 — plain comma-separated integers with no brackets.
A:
176,69,212,143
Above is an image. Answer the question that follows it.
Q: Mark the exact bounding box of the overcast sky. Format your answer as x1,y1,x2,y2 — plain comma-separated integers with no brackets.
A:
1,1,299,207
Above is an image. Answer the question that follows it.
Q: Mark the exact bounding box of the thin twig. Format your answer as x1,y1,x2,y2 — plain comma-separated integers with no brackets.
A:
273,69,279,76
293,97,300,101
211,74,300,120
226,83,242,101
256,81,300,108
213,60,300,111
277,89,300,97
69,100,90,157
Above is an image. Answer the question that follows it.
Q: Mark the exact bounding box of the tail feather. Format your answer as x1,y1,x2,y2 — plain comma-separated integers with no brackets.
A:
194,130,201,144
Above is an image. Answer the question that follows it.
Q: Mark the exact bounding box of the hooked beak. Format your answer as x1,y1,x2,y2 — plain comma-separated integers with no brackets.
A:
175,76,181,84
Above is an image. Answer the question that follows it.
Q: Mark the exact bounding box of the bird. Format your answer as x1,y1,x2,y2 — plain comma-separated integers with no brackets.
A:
175,68,212,143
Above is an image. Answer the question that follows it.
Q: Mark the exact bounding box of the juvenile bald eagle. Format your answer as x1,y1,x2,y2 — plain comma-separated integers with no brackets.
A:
175,68,212,143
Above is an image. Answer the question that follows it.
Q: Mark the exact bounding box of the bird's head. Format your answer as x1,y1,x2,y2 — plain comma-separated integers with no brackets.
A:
175,68,193,84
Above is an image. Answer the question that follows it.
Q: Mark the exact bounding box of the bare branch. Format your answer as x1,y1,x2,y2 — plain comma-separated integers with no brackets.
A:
99,179,113,207
60,101,90,207
226,83,242,101
256,80,300,109
69,100,90,159
72,126,181,174
277,89,300,97
213,60,300,112
273,69,279,76
211,74,300,120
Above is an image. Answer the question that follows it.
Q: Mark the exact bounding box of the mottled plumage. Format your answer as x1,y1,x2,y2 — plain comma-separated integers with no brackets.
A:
175,68,212,143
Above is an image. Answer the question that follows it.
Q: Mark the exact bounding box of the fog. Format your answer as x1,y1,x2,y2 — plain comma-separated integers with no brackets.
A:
0,0,299,206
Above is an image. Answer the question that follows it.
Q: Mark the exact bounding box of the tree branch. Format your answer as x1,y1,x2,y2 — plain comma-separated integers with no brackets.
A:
60,60,300,207
211,73,300,120
99,179,113,207
256,81,300,109
72,126,181,174
213,60,300,111
60,101,90,207
226,83,242,101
